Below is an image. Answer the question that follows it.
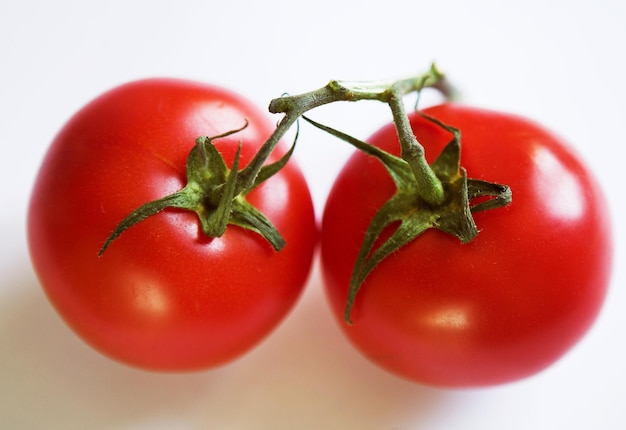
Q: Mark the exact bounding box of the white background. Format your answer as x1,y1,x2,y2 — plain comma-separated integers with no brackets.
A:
1,1,624,429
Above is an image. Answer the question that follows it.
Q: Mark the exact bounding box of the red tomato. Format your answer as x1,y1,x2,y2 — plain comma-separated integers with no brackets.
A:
321,104,612,387
28,79,317,371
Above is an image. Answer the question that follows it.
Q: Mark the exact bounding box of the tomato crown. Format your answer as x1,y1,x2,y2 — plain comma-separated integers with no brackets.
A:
100,64,511,325
305,115,511,323
274,65,511,323
99,123,297,255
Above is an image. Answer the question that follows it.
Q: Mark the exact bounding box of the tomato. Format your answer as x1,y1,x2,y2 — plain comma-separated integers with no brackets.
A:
28,79,317,371
321,103,612,387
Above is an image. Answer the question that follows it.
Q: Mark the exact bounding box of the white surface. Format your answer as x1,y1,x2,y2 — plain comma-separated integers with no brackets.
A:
1,1,624,429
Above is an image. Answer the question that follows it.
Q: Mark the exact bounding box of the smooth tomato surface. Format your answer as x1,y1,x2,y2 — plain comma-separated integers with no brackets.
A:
321,104,612,387
28,79,317,371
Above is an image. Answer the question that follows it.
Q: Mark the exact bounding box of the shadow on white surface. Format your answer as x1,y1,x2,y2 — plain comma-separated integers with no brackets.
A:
0,266,215,429
0,263,451,429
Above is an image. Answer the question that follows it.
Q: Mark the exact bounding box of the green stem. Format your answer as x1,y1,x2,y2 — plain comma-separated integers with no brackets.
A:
268,64,448,114
236,113,298,193
256,64,449,202
386,89,444,206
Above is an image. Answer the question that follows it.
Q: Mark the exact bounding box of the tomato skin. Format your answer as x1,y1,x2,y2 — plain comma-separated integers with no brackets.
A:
28,79,317,371
321,104,612,387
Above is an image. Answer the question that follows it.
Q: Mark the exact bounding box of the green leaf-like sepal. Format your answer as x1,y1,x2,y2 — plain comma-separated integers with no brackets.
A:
303,115,511,324
100,122,297,256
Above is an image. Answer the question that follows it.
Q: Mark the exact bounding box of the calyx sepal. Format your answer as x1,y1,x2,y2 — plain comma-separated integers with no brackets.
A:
304,115,511,323
99,123,295,256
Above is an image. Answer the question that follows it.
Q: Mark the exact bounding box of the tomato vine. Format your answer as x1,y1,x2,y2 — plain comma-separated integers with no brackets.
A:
100,63,512,324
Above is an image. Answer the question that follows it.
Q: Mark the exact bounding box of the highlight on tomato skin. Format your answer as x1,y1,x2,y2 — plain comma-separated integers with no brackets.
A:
320,103,612,387
27,78,318,371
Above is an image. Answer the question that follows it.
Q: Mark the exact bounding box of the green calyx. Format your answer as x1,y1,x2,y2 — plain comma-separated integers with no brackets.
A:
99,123,296,256
98,64,513,327
304,115,511,324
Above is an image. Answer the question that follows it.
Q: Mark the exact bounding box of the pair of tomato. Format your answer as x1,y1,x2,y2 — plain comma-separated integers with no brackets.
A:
28,78,612,387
